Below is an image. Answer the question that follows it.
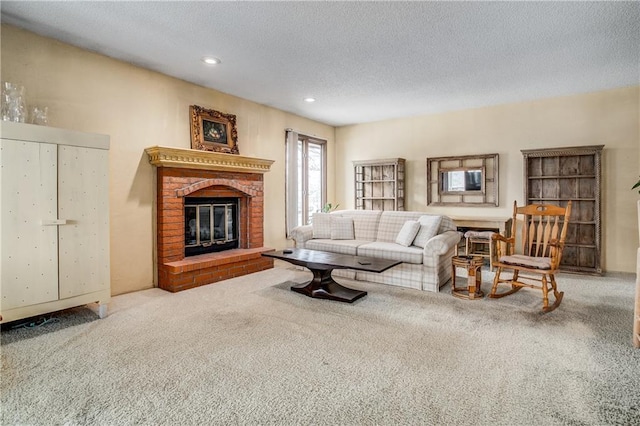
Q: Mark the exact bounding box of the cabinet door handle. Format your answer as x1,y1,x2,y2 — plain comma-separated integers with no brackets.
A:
42,219,69,226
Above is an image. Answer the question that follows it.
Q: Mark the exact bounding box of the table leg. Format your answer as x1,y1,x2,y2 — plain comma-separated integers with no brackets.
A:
466,266,484,299
451,264,458,293
291,266,367,303
467,267,477,300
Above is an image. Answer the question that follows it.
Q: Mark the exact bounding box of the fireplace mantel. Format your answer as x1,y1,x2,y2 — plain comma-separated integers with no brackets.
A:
145,146,274,173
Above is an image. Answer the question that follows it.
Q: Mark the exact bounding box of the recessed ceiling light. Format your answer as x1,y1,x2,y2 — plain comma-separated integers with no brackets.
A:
303,97,316,103
202,57,221,65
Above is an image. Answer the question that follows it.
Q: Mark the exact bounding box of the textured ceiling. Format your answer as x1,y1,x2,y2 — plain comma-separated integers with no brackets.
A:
1,1,639,127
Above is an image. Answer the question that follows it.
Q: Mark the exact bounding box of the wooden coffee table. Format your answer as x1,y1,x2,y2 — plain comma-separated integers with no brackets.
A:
262,248,401,303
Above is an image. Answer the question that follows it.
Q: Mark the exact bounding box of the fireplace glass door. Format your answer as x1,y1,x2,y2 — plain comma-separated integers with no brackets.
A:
184,198,238,256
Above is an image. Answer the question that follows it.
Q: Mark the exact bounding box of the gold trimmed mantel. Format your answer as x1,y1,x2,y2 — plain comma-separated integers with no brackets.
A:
145,146,274,173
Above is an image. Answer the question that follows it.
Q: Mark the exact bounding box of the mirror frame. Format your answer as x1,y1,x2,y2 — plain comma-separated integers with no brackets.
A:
427,153,499,207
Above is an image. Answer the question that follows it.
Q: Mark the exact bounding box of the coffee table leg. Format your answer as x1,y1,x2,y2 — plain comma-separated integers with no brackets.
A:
291,267,367,303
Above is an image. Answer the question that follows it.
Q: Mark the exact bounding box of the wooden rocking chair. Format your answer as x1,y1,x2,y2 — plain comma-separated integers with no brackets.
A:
490,201,572,313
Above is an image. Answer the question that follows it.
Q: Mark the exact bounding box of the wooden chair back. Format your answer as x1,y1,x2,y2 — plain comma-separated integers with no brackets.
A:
509,201,572,268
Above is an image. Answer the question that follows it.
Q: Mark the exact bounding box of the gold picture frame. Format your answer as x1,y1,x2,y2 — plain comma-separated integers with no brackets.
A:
189,105,239,154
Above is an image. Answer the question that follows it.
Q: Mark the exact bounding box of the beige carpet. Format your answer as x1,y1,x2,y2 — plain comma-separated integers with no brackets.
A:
1,265,639,425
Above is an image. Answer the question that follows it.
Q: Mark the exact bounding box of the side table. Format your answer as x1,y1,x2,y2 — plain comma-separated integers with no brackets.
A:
451,255,484,300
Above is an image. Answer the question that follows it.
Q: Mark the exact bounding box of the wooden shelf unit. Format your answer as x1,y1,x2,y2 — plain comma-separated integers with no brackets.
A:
354,158,405,211
522,145,603,275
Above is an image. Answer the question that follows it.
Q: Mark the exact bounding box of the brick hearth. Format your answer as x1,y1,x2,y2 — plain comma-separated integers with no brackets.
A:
146,146,275,292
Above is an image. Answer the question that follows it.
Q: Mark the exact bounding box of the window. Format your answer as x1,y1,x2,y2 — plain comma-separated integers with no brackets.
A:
285,130,327,236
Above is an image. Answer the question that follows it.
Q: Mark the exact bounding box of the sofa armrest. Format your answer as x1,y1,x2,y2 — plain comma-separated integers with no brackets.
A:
290,224,313,247
423,230,461,257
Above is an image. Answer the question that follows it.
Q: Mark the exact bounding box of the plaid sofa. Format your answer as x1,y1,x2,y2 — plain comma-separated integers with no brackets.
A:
290,210,460,292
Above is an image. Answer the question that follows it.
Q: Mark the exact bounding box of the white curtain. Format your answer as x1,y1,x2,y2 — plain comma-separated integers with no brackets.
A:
285,129,299,238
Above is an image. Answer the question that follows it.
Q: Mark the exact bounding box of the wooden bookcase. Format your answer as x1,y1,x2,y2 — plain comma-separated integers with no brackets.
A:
522,145,603,275
354,158,405,211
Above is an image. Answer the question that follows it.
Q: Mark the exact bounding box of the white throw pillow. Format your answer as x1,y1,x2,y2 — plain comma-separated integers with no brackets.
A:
413,215,443,248
331,217,355,240
395,220,421,247
312,212,332,239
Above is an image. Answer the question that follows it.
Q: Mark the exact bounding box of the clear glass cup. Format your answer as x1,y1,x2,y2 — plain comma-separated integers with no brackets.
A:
1,82,27,122
30,106,49,125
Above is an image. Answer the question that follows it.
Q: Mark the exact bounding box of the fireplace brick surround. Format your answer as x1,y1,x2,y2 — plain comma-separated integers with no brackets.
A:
146,146,275,292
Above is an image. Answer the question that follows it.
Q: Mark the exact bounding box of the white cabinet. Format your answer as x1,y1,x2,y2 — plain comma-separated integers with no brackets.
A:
1,122,110,323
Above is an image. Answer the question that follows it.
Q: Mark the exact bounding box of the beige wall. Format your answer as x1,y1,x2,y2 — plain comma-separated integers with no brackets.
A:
2,24,638,294
337,86,640,273
1,25,335,295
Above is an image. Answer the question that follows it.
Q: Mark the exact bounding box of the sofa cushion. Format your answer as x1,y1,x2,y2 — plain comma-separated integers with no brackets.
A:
331,217,355,240
375,211,425,243
357,242,424,265
312,212,333,239
395,220,421,247
306,239,370,256
439,216,457,233
413,215,443,248
336,210,382,241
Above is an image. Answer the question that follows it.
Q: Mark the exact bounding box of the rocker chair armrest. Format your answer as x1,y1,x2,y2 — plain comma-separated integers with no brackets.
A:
491,233,513,244
548,239,564,254
548,239,563,247
491,233,514,259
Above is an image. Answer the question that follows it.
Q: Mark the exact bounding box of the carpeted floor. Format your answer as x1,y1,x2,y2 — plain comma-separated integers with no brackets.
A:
1,265,639,425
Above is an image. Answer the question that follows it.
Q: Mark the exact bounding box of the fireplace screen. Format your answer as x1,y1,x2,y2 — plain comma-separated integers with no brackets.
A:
184,198,239,256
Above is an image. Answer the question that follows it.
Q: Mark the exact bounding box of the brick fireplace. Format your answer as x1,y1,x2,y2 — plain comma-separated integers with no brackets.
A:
146,146,275,292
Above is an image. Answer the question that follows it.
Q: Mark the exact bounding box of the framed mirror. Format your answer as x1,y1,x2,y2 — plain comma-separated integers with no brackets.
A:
440,167,484,194
427,153,499,206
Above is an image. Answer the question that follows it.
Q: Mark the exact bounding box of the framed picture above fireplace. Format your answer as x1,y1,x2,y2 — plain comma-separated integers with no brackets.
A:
189,105,239,154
